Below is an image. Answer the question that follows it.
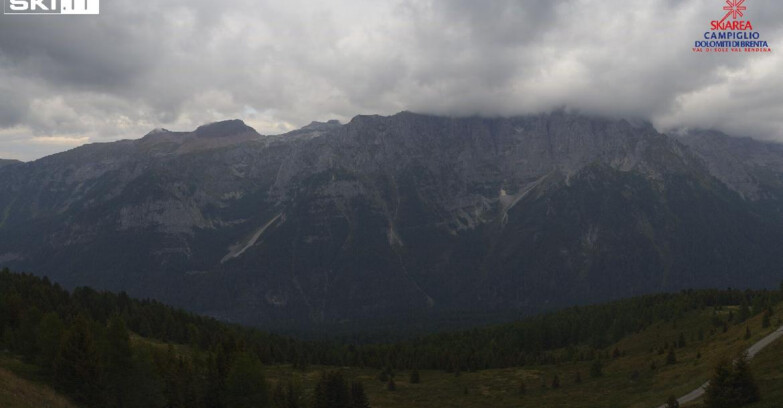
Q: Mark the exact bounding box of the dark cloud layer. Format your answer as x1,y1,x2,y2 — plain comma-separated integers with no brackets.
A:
0,0,782,160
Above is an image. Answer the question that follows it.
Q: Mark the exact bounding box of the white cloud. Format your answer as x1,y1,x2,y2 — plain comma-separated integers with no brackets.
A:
0,0,781,160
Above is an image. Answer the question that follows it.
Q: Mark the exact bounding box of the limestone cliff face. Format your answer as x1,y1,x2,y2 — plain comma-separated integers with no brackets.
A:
1,112,782,331
676,130,783,201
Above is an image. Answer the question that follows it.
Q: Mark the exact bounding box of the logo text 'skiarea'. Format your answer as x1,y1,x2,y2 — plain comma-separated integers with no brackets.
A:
3,0,99,15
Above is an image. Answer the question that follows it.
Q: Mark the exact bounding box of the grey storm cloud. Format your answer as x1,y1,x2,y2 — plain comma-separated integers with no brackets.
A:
0,0,782,160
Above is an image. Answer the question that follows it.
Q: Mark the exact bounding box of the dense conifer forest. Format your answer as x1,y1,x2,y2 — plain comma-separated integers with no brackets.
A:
1,268,780,407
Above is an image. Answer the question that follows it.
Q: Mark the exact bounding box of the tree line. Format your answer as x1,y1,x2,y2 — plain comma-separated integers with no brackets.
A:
1,268,781,407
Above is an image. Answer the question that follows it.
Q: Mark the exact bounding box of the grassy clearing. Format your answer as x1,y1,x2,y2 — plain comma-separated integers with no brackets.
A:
263,304,782,408
1,303,780,408
0,358,77,408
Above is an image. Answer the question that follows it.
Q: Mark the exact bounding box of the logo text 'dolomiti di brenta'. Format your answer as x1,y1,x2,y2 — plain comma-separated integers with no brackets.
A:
693,0,772,53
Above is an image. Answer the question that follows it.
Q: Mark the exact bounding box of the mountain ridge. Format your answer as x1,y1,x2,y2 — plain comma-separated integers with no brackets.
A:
1,112,782,331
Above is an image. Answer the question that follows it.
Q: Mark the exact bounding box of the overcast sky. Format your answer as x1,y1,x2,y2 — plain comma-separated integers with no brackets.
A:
0,0,781,161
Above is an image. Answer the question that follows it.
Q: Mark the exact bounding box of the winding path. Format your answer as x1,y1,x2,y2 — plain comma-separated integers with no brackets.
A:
655,325,783,408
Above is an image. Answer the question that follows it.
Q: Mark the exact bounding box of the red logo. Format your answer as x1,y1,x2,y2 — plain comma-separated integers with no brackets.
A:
694,0,772,53
721,0,746,22
711,0,752,31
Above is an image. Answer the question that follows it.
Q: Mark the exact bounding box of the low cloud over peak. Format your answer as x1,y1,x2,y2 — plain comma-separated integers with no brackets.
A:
0,0,781,160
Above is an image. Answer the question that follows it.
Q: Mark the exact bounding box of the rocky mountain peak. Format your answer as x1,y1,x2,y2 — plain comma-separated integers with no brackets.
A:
0,159,22,168
301,120,342,131
2,112,783,331
194,119,257,138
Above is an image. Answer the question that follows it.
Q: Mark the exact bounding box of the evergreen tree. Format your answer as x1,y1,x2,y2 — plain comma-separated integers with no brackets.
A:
551,374,560,389
13,308,41,362
738,300,750,323
409,369,420,384
36,312,64,370
54,315,102,406
518,379,527,396
590,359,603,378
666,348,677,365
272,380,301,408
704,354,760,408
102,316,136,408
313,371,350,408
350,382,370,408
104,316,133,372
225,352,269,408
121,347,167,408
731,355,760,404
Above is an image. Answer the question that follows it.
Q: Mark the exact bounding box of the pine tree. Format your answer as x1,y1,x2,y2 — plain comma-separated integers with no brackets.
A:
104,316,133,372
409,369,420,384
102,316,136,408
314,371,350,408
762,309,771,329
272,380,301,408
225,352,269,408
666,348,677,365
731,354,760,404
704,354,760,408
590,359,603,378
54,315,102,406
350,382,370,408
518,379,527,396
738,300,750,323
36,312,64,370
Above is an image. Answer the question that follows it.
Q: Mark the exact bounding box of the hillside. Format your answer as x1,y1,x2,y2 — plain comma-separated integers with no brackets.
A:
0,362,76,408
260,302,783,408
2,112,783,331
1,268,782,408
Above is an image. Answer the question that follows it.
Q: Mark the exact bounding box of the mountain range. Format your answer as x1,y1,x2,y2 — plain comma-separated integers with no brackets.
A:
1,111,782,331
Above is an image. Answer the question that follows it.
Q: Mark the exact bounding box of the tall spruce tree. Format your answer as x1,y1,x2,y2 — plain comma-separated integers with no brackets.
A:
225,352,269,408
704,354,760,408
313,371,351,408
350,382,370,408
54,315,102,406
